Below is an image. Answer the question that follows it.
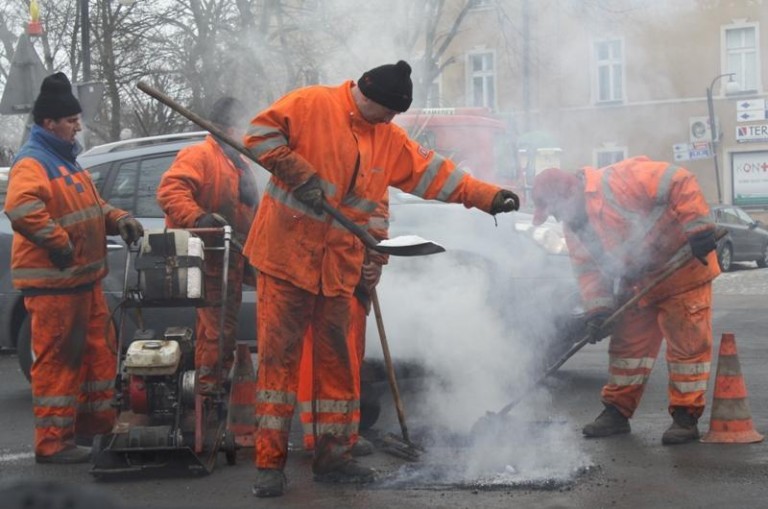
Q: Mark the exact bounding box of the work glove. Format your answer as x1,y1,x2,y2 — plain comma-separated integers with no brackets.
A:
584,307,614,344
688,229,717,266
293,174,324,215
195,212,229,228
49,242,74,270
360,259,383,291
490,189,520,214
117,216,144,245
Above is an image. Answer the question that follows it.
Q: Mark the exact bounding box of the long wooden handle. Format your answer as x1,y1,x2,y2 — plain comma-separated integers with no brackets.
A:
371,287,411,443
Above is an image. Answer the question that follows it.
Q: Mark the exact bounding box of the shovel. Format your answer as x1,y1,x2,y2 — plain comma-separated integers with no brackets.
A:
137,81,445,257
470,230,725,437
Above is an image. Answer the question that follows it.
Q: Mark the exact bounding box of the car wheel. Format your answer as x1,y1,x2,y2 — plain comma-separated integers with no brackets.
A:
718,243,733,272
17,314,33,382
757,244,768,268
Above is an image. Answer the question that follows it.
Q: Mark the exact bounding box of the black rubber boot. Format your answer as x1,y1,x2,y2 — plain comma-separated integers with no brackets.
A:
661,407,700,445
313,459,376,484
350,436,374,457
252,468,287,497
582,404,631,437
35,445,92,464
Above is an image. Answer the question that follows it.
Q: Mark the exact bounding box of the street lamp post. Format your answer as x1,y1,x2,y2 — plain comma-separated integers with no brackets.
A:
706,73,737,204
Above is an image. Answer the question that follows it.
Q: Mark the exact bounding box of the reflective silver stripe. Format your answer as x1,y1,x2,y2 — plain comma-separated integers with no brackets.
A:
298,401,312,413
82,379,115,392
311,399,360,413
411,154,446,198
256,413,292,431
228,405,256,425
58,205,103,228
584,297,614,309
670,380,708,393
264,179,338,219
257,389,296,406
668,361,710,376
712,356,741,376
102,204,117,214
607,373,649,386
368,217,389,230
301,420,313,435
609,356,655,370
29,222,58,245
249,134,288,159
341,193,379,215
33,395,77,408
435,167,468,201
314,421,354,436
12,258,106,281
711,399,753,420
78,399,113,413
35,415,74,428
246,125,283,137
5,199,46,220
683,218,715,234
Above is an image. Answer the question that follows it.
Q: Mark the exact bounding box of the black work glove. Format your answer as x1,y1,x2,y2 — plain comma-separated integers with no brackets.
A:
117,216,144,245
490,189,520,214
195,212,229,228
688,229,717,266
293,175,324,215
49,242,74,270
585,307,614,344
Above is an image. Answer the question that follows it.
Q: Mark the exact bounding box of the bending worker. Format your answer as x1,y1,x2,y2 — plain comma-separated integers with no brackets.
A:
530,157,719,445
243,60,519,497
157,96,259,395
5,72,144,463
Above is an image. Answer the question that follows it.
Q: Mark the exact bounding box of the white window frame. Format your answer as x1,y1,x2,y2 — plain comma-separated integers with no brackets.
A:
723,21,762,94
594,146,627,168
466,50,497,110
592,38,625,104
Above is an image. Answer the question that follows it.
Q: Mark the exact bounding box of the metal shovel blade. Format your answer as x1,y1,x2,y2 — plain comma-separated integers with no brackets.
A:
375,235,445,256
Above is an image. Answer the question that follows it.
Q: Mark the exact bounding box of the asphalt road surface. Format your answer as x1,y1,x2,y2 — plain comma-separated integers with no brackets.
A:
1,262,767,508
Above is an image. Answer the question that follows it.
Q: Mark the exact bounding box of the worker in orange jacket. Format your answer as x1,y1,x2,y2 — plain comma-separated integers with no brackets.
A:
157,96,259,394
297,195,389,457
4,73,144,463
530,157,719,445
243,60,519,497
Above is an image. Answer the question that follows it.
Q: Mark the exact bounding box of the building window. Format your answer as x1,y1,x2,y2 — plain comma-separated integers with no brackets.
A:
595,147,626,168
593,39,624,103
724,23,761,93
468,51,496,110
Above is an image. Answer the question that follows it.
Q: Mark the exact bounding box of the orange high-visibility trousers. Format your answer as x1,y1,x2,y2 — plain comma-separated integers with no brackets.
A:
602,282,713,418
195,258,244,392
25,283,117,456
254,272,356,470
298,296,366,450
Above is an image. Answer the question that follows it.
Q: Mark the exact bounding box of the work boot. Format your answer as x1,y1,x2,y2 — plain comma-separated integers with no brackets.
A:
661,407,700,445
252,468,287,498
582,405,631,437
350,436,374,457
313,458,376,484
35,445,92,464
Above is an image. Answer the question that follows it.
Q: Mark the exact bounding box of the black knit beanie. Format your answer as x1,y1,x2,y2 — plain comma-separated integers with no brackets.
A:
358,60,413,112
32,72,82,124
209,96,246,128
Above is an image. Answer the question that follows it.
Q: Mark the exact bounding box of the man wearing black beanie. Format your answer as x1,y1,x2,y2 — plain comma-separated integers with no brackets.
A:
4,72,144,464
157,95,259,395
242,61,520,497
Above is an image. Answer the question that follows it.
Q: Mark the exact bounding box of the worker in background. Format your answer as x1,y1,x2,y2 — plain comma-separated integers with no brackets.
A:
4,72,144,463
530,158,719,445
157,96,259,395
297,195,389,458
243,60,519,497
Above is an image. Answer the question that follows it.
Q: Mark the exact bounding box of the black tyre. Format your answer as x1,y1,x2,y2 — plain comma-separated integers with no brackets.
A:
17,314,32,382
718,243,733,272
757,244,768,268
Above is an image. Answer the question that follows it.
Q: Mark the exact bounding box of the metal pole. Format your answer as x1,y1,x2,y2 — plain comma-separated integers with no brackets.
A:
706,73,735,205
81,0,90,82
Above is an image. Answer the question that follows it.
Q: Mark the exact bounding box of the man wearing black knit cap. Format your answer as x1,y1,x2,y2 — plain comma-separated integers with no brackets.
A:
4,72,144,463
243,61,520,497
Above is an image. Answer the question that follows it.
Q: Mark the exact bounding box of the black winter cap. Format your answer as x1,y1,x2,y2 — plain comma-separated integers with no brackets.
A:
358,60,413,112
32,72,82,123
209,96,246,128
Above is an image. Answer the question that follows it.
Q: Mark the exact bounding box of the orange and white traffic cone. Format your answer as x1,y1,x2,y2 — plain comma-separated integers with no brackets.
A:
701,333,764,444
227,343,257,447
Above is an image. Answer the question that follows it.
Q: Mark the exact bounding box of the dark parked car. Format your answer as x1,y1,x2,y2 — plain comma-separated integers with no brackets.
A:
710,204,768,272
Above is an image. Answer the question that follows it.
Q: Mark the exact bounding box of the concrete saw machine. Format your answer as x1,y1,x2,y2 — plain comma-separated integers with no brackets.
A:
91,227,238,478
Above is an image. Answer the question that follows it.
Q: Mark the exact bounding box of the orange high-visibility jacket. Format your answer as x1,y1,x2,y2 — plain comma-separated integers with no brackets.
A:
157,135,257,245
564,157,720,312
243,81,500,296
5,125,128,290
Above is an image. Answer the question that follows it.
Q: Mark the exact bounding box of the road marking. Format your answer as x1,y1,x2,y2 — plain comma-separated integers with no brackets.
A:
0,451,34,462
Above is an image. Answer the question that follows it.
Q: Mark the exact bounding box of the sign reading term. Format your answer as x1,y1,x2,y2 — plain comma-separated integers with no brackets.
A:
736,124,768,143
